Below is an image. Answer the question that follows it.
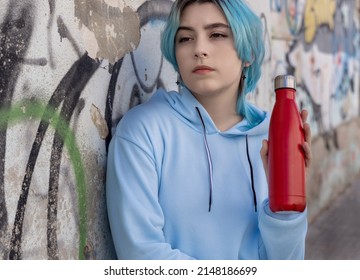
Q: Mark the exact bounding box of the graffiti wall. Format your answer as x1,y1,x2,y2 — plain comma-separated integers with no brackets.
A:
0,0,359,259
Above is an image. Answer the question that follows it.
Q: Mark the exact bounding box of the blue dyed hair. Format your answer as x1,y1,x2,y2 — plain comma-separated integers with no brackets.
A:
161,0,265,127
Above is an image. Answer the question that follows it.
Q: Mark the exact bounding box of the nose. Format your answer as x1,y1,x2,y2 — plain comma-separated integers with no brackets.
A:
194,37,208,59
195,52,207,59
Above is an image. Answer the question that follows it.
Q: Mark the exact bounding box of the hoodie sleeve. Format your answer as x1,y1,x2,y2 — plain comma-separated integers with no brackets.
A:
258,199,308,259
106,126,194,260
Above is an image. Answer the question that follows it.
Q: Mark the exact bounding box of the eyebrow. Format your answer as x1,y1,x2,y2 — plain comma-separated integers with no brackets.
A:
177,22,230,32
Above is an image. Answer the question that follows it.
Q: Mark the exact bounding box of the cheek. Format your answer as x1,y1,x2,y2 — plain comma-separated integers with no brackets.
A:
175,48,185,65
175,50,189,74
220,54,243,72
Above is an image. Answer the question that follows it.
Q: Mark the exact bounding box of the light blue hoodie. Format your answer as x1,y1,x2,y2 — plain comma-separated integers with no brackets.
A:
106,87,307,260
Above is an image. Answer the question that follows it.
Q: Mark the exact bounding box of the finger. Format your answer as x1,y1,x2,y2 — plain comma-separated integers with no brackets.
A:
260,139,269,182
301,142,312,168
300,109,308,124
303,122,312,145
260,139,268,159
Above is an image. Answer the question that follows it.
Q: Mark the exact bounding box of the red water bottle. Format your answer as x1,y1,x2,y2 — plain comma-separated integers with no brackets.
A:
268,75,306,212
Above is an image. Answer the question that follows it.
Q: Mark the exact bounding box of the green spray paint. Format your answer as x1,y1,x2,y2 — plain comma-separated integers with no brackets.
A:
0,101,87,259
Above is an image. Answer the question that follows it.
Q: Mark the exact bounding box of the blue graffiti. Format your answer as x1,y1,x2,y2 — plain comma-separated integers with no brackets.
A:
270,0,302,36
270,0,283,12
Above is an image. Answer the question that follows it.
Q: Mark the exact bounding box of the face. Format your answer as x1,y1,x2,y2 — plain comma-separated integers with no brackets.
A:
175,2,244,102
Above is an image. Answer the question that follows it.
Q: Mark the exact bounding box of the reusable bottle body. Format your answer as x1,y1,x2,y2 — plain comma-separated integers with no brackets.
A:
268,75,306,212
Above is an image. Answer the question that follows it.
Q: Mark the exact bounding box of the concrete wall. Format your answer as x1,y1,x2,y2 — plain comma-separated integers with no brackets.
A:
0,0,359,259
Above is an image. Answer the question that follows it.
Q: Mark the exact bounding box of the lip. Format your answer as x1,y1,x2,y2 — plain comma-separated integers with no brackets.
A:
192,65,215,74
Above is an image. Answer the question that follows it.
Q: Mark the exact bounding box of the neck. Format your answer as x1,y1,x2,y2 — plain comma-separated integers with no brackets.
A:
194,92,243,132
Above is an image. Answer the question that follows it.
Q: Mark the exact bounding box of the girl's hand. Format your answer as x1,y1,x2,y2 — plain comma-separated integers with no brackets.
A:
260,109,313,182
300,109,312,171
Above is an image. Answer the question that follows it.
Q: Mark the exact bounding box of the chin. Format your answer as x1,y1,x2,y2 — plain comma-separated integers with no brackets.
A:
187,83,219,95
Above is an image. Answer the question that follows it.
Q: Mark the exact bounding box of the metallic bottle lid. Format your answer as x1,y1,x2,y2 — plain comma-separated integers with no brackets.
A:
274,75,296,90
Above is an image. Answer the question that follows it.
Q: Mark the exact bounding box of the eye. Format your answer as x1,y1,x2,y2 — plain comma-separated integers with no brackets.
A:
210,32,227,39
177,36,192,43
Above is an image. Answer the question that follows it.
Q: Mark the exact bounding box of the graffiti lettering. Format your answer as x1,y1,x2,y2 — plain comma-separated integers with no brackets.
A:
304,0,336,43
0,100,88,260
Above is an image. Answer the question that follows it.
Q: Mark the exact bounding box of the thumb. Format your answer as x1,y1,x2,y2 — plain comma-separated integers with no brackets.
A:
260,139,269,182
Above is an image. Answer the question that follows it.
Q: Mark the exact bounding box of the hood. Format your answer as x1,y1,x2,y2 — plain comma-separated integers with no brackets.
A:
161,86,269,136
157,87,267,212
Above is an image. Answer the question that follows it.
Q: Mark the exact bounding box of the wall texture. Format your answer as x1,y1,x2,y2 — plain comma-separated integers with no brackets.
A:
0,0,359,259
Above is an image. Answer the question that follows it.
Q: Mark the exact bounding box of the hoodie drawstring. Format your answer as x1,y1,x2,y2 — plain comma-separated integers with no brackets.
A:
195,107,214,212
245,135,258,212
195,107,257,213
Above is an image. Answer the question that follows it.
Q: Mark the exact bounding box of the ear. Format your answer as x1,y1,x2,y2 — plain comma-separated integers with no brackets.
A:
243,61,251,67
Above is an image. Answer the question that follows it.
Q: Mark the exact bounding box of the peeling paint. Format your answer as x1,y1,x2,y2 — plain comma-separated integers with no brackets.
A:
74,0,140,63
90,104,109,139
104,0,125,11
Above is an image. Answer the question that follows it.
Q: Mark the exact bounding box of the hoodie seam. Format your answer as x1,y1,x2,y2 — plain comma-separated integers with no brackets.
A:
167,106,216,135
114,134,156,166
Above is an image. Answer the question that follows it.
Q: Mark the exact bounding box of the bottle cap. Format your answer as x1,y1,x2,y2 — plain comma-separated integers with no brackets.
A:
274,75,296,90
